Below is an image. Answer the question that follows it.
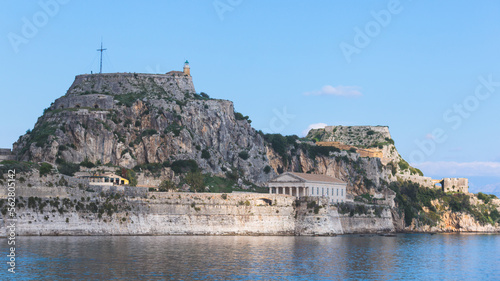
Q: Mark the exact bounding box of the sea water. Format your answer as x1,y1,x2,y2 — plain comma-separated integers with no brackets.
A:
1,234,499,280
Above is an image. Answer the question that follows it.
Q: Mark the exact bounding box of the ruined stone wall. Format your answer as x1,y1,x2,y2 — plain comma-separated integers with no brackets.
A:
0,149,15,161
442,178,469,193
399,175,435,189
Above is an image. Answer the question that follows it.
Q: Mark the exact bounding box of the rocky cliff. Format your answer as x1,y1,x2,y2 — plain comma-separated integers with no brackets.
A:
14,72,273,184
12,72,426,194
7,71,500,234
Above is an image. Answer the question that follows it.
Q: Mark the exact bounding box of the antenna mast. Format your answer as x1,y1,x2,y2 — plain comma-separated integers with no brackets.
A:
96,39,107,74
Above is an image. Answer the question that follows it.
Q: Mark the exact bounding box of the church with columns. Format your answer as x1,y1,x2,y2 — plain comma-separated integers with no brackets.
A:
268,172,347,203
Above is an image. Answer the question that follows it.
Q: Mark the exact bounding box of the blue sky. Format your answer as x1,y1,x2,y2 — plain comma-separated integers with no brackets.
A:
1,1,499,194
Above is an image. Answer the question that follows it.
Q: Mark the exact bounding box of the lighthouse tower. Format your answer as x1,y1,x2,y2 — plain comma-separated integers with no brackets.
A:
183,60,190,76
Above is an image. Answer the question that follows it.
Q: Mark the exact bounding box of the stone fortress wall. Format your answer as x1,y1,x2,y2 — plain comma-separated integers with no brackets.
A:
51,72,195,111
316,141,383,158
0,149,15,161
0,186,394,236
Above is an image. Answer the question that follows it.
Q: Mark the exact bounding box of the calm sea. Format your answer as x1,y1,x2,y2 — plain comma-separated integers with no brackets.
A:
1,234,499,280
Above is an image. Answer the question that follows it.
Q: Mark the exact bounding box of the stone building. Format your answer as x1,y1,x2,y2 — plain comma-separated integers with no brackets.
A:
268,172,347,203
77,173,129,186
432,178,469,193
0,149,15,161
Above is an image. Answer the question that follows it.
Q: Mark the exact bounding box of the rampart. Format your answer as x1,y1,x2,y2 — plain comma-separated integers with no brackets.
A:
0,190,394,236
0,148,15,161
316,141,383,158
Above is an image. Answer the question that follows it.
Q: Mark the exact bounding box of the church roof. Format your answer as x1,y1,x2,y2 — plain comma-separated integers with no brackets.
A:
269,172,346,184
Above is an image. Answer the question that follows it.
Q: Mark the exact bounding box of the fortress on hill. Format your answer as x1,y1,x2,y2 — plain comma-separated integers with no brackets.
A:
52,61,194,111
308,125,469,194
3,61,469,196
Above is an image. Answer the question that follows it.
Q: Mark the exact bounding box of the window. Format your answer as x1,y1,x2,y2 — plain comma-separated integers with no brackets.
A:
322,188,324,196
326,188,329,196
337,189,339,196
341,189,343,196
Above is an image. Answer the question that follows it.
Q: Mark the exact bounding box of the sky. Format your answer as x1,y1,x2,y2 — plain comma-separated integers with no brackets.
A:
1,1,499,195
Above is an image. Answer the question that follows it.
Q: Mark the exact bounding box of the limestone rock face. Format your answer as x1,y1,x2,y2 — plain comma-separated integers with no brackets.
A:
405,211,500,233
9,72,450,197
11,72,415,192
13,73,275,184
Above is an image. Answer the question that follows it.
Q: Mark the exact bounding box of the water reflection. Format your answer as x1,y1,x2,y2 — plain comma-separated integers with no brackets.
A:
1,234,499,280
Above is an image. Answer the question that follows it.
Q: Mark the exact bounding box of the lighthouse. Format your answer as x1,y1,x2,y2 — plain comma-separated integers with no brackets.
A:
183,60,190,76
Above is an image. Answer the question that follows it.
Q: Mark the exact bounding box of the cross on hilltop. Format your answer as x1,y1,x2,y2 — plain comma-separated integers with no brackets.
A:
97,40,107,74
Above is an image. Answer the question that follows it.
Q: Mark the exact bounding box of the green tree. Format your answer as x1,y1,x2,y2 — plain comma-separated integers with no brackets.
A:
121,168,137,186
39,163,52,177
201,149,210,159
158,180,175,191
238,151,249,160
80,157,95,168
185,171,204,192
263,165,272,174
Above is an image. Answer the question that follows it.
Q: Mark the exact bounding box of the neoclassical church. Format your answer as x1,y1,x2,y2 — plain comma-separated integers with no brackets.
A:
268,172,347,203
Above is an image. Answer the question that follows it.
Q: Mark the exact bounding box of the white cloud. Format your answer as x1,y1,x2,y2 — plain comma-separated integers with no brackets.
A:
412,161,500,177
304,85,362,97
301,123,327,137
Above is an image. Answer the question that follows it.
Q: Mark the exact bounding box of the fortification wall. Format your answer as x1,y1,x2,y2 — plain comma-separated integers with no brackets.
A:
339,208,394,233
443,178,469,193
65,73,195,99
0,190,396,236
52,94,114,110
399,175,435,189
0,149,15,161
316,142,383,158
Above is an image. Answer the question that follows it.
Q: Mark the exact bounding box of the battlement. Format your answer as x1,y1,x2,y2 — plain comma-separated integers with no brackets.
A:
316,141,383,158
432,178,469,193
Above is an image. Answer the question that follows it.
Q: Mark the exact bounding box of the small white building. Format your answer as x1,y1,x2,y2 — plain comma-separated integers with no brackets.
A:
268,172,347,203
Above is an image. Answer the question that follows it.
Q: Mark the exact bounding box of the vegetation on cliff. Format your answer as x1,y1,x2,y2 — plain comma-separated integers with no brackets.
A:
389,180,500,227
6,72,499,232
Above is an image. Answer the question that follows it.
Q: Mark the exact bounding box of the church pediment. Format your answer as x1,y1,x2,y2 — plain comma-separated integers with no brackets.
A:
269,173,304,183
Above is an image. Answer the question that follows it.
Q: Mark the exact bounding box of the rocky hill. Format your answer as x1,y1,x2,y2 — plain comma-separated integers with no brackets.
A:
14,72,273,185
8,71,459,194
8,70,500,233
